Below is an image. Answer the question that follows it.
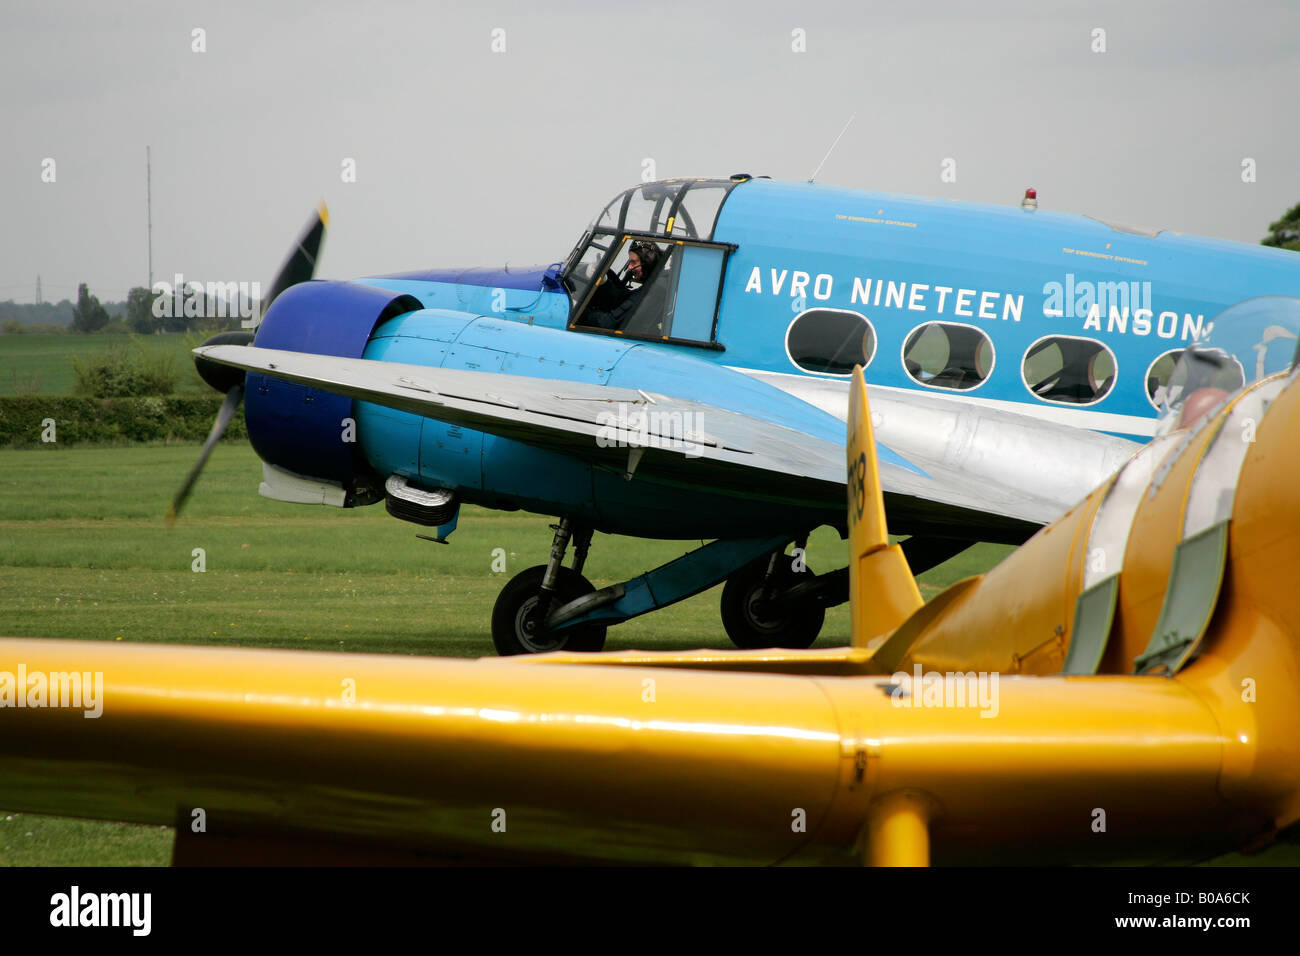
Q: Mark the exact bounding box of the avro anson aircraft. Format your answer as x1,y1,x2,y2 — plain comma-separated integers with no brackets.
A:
179,176,1300,654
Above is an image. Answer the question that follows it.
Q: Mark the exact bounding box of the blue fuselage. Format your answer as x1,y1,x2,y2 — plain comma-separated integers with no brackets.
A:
246,179,1300,539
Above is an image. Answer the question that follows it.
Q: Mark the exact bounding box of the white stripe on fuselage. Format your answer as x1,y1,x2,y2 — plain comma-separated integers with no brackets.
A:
727,367,1159,438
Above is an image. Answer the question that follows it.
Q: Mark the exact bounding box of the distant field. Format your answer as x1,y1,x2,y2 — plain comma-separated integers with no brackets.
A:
0,332,206,396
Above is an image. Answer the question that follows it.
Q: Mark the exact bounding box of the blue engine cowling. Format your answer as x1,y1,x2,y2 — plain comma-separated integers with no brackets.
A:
245,280,422,493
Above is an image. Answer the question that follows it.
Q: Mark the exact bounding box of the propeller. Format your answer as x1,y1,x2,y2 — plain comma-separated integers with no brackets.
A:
166,202,329,526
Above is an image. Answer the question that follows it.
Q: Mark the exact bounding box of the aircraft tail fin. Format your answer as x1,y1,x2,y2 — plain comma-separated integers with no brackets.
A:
847,366,923,648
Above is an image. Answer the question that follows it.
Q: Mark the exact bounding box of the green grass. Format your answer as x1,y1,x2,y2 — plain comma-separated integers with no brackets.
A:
0,332,206,397
1,812,172,866
0,444,1002,656
0,442,1010,865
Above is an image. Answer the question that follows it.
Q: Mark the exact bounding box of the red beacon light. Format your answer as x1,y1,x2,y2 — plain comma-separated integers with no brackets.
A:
1022,187,1038,211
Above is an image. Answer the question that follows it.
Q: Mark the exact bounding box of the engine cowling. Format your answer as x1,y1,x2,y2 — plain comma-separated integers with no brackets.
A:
244,280,421,498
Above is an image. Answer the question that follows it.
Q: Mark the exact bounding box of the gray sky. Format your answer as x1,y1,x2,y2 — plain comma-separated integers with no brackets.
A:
2,0,1297,303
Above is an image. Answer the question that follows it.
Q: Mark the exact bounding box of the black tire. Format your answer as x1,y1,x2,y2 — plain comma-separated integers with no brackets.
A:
720,557,825,650
491,565,608,656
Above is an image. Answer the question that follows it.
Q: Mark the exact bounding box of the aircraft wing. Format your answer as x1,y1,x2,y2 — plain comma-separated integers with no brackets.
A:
0,636,1241,865
200,344,852,509
198,345,1131,539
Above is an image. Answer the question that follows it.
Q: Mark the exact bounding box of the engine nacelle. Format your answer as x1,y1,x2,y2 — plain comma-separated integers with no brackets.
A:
245,280,421,499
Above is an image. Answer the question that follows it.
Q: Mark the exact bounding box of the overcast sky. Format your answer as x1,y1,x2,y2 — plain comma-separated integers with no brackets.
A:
2,0,1297,303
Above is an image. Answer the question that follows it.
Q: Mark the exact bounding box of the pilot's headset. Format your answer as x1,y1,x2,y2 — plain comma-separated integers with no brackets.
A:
628,240,661,282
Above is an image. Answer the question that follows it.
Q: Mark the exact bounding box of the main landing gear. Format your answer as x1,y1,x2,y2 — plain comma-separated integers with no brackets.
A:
719,552,830,650
490,522,850,656
714,536,976,650
491,519,607,656
488,525,974,657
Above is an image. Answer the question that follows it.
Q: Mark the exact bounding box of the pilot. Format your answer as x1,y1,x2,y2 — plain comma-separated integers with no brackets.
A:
583,240,661,330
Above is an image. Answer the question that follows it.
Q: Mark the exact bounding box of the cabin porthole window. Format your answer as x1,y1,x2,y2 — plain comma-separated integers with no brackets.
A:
785,309,877,376
901,322,994,391
1021,335,1117,406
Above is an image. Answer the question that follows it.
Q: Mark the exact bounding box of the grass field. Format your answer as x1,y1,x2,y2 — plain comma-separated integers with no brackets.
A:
4,443,1005,653
0,331,207,396
2,442,1293,867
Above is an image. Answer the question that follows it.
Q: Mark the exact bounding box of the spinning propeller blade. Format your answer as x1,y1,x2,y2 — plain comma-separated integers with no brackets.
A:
167,203,328,525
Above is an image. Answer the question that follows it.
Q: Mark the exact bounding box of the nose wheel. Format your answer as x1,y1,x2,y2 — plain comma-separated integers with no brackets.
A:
490,520,606,656
720,554,825,650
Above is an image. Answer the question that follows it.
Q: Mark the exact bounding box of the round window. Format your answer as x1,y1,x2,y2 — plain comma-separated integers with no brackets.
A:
901,322,994,391
786,309,876,376
1022,336,1117,405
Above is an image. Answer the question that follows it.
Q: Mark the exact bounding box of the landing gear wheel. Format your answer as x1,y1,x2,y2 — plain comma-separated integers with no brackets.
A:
720,558,825,650
491,565,608,656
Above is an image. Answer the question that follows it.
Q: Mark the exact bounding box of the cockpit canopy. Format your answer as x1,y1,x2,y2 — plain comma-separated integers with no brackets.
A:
560,179,742,347
1155,296,1300,433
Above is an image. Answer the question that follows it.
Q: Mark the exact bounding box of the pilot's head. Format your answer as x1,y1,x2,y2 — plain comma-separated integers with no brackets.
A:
628,241,661,283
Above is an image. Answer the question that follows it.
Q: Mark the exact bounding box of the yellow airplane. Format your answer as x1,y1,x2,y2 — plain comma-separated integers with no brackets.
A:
1,359,1297,866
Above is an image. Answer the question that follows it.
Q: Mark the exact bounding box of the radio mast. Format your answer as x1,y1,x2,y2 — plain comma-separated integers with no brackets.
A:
146,145,153,291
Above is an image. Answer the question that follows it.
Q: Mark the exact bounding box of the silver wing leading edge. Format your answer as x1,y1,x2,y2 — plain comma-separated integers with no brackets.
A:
197,345,1138,540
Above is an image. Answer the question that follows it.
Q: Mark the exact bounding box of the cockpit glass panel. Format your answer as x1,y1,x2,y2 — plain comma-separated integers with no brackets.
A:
673,184,728,240
561,179,742,336
596,195,623,231
567,240,611,294
623,181,685,234
1146,349,1244,409
1159,348,1243,406
1154,296,1300,434
563,233,620,305
622,189,662,234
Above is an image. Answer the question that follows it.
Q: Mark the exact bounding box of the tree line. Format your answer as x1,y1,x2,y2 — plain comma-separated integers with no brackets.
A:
2,285,246,335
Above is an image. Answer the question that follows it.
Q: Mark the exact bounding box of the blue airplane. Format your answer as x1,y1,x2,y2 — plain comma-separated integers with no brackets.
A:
179,175,1300,656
